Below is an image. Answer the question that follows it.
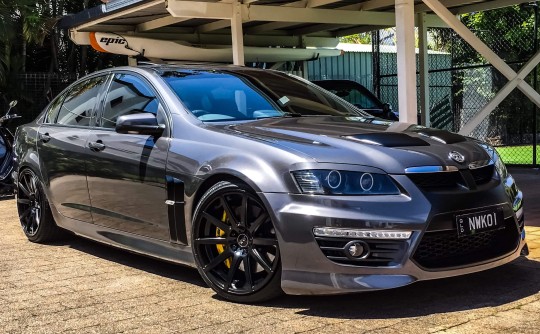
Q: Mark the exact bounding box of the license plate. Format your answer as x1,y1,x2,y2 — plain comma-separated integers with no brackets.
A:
456,207,504,238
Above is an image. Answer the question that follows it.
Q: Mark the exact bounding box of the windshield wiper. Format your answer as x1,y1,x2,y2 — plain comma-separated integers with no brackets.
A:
282,112,302,117
254,112,302,120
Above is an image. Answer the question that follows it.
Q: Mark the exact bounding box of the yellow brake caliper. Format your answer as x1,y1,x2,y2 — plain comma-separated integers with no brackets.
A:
216,211,232,268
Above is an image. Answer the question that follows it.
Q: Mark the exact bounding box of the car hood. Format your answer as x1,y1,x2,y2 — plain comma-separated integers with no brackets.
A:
213,116,490,174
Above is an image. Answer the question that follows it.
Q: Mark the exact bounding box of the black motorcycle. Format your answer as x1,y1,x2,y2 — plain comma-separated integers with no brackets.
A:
0,100,20,197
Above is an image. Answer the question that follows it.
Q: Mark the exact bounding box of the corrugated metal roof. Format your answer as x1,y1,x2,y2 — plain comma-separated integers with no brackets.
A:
58,0,529,50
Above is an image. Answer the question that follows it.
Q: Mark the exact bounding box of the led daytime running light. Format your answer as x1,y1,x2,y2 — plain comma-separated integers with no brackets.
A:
313,227,412,240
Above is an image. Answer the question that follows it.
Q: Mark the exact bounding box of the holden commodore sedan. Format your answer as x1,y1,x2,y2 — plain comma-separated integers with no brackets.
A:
13,65,527,303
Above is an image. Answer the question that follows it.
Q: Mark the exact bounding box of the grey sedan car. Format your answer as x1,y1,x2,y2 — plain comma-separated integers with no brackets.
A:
13,65,527,303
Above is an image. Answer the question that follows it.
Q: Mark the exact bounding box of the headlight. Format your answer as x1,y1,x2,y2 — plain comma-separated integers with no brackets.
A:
477,142,507,179
291,170,401,195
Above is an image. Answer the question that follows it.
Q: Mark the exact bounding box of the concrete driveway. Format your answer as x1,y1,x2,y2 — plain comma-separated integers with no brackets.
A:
1,168,540,333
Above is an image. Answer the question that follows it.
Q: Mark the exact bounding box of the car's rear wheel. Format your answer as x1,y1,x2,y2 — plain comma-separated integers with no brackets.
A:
17,169,60,243
192,181,282,303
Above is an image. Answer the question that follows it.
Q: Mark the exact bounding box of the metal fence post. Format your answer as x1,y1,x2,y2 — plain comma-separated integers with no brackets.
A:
534,3,538,167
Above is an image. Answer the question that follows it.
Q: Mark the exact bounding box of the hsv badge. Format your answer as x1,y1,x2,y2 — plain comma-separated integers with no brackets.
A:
449,151,466,163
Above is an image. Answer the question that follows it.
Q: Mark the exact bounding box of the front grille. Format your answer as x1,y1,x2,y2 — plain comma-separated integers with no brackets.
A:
315,237,408,267
470,165,495,185
407,171,464,189
407,165,495,191
412,217,519,270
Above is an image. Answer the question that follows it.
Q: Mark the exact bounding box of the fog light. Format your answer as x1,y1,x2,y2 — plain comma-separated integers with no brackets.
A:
313,227,412,240
348,242,364,257
344,240,369,259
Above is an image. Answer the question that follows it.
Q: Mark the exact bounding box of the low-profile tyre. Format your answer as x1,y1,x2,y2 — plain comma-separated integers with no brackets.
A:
17,169,60,243
192,181,283,303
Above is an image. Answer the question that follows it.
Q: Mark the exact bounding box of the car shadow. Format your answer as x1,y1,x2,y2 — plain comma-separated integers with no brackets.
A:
48,235,207,288
262,257,540,319
48,234,539,318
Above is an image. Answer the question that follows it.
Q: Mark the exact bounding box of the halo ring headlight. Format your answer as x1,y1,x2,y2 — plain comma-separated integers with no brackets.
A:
291,170,400,195
360,173,374,191
327,170,342,189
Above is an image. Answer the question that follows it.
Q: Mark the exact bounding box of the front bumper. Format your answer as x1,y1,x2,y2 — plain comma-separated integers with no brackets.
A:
262,175,526,295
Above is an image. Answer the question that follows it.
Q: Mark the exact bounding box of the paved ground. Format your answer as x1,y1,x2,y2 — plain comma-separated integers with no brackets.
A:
1,169,540,333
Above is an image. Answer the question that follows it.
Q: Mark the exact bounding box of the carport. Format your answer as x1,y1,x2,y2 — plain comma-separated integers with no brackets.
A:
61,0,538,133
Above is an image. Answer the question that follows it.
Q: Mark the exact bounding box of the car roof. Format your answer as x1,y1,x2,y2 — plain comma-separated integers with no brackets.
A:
89,64,279,79
142,63,268,73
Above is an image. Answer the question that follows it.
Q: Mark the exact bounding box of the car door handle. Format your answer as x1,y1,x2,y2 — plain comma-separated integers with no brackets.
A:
88,141,106,152
39,133,51,143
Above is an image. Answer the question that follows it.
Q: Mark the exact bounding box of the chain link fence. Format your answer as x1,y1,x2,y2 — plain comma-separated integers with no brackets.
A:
374,5,539,165
2,73,79,131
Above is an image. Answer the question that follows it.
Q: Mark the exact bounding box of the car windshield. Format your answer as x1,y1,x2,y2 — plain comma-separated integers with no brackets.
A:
160,69,369,122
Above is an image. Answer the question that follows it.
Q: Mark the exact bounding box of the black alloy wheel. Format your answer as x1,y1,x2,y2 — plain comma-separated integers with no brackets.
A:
17,169,59,243
192,181,282,303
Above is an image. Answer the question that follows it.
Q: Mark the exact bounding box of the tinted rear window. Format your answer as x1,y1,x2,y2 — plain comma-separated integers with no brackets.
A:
56,76,107,126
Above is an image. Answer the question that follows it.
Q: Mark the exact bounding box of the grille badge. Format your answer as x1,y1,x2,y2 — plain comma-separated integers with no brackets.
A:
449,151,466,164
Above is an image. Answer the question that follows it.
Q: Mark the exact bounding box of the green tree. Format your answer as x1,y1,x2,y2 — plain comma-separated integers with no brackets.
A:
0,0,42,104
339,32,372,44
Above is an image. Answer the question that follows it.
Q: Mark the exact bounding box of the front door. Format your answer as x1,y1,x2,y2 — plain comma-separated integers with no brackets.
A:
86,73,170,241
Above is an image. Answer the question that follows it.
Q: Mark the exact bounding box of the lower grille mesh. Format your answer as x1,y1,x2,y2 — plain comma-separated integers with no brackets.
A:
413,217,519,269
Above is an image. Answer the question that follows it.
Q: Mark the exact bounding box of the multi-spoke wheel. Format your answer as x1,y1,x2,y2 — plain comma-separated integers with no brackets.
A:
17,169,59,243
192,181,282,303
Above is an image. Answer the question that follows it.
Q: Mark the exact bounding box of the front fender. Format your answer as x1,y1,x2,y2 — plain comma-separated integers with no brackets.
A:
14,125,42,180
201,154,297,194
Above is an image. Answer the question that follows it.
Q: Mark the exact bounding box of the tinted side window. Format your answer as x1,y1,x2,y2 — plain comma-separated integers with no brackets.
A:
56,76,107,126
43,93,65,124
351,89,381,109
101,74,159,128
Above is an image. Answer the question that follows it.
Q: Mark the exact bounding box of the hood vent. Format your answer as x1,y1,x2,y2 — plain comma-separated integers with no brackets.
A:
414,129,466,144
346,133,430,147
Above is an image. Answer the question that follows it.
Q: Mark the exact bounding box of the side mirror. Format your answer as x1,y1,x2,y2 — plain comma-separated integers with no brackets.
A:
115,113,165,136
9,100,18,108
382,103,392,112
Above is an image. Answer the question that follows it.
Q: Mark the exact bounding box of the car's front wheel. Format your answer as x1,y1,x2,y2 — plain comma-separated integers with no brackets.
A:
17,169,60,243
192,181,282,303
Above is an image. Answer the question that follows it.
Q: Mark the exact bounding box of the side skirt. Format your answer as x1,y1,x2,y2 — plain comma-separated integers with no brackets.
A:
53,210,195,267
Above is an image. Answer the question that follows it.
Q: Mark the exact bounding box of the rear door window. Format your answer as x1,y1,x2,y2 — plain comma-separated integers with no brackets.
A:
56,75,108,126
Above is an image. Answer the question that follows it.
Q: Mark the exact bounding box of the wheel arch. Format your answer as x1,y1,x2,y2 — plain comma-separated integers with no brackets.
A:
191,171,261,219
16,158,42,185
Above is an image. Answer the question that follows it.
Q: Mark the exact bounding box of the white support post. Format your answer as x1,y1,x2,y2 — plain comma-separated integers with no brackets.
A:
418,12,430,127
395,0,418,123
423,0,540,132
231,1,245,66
459,50,540,135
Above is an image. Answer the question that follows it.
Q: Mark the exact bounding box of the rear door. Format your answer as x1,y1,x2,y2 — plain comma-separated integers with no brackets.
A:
86,72,171,241
37,74,109,222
